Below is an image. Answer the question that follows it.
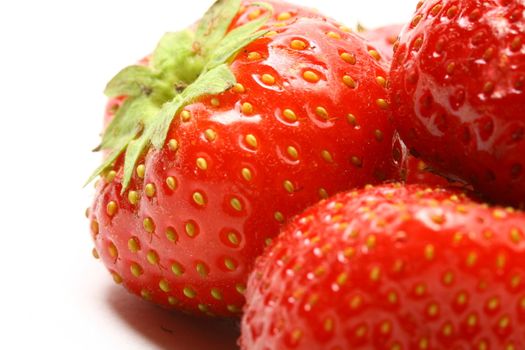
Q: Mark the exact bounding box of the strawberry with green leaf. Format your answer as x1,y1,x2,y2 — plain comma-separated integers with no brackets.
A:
87,0,401,316
242,184,525,348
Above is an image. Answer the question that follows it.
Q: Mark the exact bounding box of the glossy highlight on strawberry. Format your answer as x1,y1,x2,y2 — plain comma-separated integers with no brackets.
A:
390,0,525,208
241,184,525,349
88,0,401,317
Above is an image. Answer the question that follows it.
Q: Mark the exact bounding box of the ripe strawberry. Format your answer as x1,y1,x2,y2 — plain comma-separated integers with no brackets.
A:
405,156,454,187
361,24,403,62
390,0,525,207
241,184,525,349
87,0,401,317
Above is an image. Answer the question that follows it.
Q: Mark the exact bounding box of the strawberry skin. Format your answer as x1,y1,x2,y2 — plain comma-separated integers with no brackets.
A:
241,184,525,349
405,155,456,187
89,1,401,317
390,0,525,208
361,24,403,62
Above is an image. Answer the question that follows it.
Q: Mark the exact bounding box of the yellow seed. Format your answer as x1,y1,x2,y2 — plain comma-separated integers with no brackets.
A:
204,129,217,142
283,180,295,193
321,150,334,163
106,201,117,216
233,83,245,93
224,258,237,271
158,279,170,292
166,176,177,190
168,139,179,151
236,284,246,294
369,49,381,61
323,317,334,332
91,220,99,236
171,262,185,276
370,267,381,281
143,217,155,233
274,211,285,222
92,248,99,259
210,97,220,107
341,52,357,64
230,198,243,211
327,31,341,39
277,11,292,21
303,70,320,83
181,110,191,122
510,228,523,244
248,8,261,20
112,272,123,284
241,168,253,181
165,227,178,243
262,74,276,85
245,134,258,148
376,76,387,87
376,99,389,109
136,164,146,179
183,286,196,298
211,288,223,300
351,156,363,167
425,244,435,260
128,237,140,253
242,102,254,115
227,305,241,313
196,263,208,277
248,51,262,60
196,157,208,170
319,188,329,199
347,113,358,126
108,242,118,258
145,183,156,198
141,289,151,300
228,232,240,246
287,146,299,160
283,109,298,122
185,222,197,237
264,31,278,37
193,192,206,206
106,170,117,183
291,39,307,50
315,106,329,120
130,263,143,277
147,250,159,265
343,75,357,88
128,191,139,205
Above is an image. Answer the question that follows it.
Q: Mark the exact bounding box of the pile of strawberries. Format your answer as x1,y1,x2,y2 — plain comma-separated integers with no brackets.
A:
86,0,525,348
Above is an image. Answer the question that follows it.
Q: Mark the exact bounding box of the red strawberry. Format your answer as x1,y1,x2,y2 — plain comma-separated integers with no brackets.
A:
405,156,454,187
241,183,525,349
87,0,401,317
390,0,525,208
360,24,403,62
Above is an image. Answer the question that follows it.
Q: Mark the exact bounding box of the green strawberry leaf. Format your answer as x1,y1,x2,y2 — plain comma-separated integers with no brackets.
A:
151,30,202,84
88,1,273,191
97,96,159,151
204,2,273,71
195,0,242,57
151,63,236,149
104,65,156,98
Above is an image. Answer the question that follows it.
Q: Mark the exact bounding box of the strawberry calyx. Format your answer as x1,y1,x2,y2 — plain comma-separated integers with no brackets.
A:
86,0,273,191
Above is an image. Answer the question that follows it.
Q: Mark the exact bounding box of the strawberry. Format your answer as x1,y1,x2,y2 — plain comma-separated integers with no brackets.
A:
87,0,401,317
390,0,525,208
405,156,455,187
241,183,525,349
360,24,403,62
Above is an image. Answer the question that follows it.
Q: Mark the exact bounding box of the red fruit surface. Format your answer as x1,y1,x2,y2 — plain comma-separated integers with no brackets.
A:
241,184,525,349
89,1,400,317
405,155,452,187
361,24,403,62
390,0,525,208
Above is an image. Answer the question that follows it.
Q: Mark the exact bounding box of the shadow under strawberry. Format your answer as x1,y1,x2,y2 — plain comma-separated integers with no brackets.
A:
105,285,240,350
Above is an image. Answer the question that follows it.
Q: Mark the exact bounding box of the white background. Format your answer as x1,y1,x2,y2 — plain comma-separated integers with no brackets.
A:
0,1,418,349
